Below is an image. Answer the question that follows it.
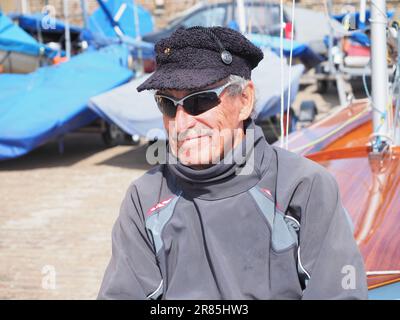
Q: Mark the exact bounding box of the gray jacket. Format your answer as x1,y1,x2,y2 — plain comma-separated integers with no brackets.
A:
98,121,368,300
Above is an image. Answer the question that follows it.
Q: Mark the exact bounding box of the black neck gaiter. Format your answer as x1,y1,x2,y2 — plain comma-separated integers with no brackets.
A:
166,120,273,200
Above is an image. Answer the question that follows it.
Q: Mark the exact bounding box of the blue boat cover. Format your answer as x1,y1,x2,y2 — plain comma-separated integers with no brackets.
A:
88,49,304,140
247,33,308,57
0,45,133,160
350,32,371,47
88,0,153,41
246,33,324,67
0,12,57,57
10,12,82,35
332,10,394,30
82,0,155,59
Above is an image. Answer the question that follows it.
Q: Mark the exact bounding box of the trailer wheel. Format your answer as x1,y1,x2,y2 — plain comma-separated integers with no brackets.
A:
298,100,318,123
316,79,329,93
102,123,125,147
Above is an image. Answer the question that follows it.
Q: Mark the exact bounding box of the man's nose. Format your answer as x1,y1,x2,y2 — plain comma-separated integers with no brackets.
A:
175,105,195,133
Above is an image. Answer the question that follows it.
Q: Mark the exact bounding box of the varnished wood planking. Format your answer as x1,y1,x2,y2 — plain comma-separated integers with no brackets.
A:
288,99,371,155
287,99,400,288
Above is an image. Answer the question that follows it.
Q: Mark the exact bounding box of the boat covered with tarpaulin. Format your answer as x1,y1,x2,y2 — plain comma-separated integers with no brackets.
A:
0,45,133,160
88,49,304,140
0,12,58,58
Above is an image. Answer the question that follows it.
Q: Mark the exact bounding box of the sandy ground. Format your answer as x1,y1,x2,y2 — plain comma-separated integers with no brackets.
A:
0,81,363,299
0,134,152,299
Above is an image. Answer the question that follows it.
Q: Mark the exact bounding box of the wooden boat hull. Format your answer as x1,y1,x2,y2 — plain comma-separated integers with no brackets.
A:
286,99,400,291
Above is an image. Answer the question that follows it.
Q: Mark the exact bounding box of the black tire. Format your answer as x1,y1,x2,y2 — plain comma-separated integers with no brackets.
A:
288,107,297,133
316,79,329,94
102,123,125,147
315,63,329,94
298,100,318,123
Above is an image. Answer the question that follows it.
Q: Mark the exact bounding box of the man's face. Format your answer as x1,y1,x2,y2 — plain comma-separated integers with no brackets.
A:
160,79,254,168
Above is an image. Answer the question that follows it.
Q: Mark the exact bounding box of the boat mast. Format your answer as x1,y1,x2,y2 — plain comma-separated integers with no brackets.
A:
236,0,246,33
359,0,367,29
21,0,29,14
327,0,334,77
63,0,71,60
370,0,389,151
132,0,144,75
80,0,89,30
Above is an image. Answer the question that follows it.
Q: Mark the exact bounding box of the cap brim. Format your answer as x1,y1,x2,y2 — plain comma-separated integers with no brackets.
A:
136,66,231,92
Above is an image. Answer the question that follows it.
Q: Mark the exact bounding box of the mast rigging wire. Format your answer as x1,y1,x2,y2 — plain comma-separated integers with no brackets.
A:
285,0,296,150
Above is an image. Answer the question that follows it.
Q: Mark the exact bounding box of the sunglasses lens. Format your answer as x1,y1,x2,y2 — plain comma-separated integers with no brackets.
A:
155,91,222,118
155,96,176,118
184,92,220,116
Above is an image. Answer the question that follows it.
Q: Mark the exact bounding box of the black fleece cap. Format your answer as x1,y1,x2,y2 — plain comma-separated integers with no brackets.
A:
136,26,264,92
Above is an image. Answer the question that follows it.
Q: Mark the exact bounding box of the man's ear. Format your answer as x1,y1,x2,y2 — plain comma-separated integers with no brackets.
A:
238,81,255,121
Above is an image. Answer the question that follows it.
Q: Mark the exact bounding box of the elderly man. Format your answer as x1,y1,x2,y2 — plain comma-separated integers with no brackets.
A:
98,26,367,300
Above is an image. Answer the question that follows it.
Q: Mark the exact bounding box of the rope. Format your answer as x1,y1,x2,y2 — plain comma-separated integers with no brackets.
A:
285,0,296,150
279,0,285,148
